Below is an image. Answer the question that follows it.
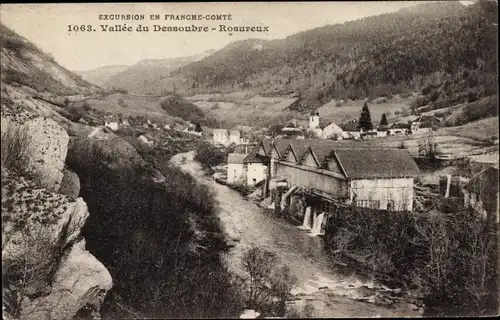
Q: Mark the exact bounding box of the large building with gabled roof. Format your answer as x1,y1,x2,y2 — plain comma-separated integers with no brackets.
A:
263,138,420,211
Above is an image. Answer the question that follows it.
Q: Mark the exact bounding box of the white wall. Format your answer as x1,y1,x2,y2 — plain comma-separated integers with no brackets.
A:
349,178,414,211
247,163,267,186
227,163,245,184
322,124,343,139
229,134,241,145
214,133,229,145
105,122,119,131
309,116,320,129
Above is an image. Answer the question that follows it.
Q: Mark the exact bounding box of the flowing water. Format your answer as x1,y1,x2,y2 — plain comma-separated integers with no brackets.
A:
171,151,421,317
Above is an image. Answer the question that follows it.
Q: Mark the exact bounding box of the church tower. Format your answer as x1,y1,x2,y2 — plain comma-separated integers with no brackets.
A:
309,110,320,129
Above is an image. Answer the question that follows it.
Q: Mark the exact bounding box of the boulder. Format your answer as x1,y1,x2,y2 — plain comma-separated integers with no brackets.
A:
19,240,112,320
1,169,112,320
59,168,81,197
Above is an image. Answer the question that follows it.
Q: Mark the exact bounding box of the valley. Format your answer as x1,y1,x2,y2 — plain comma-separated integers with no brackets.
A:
1,1,498,319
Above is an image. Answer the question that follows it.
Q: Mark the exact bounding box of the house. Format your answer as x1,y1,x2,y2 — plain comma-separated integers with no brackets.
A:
411,114,441,133
411,115,441,134
340,120,362,140
214,129,230,145
164,124,171,130
267,139,420,211
243,150,268,187
227,153,247,184
229,130,242,145
376,125,388,137
173,123,185,132
322,122,343,140
388,123,410,135
281,122,305,139
186,126,202,137
104,117,119,131
120,118,130,127
463,167,499,222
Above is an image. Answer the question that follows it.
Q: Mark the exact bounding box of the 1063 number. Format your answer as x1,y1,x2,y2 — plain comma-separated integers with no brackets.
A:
68,25,95,32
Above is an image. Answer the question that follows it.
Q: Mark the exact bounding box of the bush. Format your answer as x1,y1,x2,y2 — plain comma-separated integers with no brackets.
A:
2,36,26,55
66,140,244,318
1,125,43,184
238,247,297,317
325,203,498,317
194,143,226,174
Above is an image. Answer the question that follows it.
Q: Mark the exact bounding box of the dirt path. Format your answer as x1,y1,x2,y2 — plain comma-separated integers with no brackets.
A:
171,151,422,318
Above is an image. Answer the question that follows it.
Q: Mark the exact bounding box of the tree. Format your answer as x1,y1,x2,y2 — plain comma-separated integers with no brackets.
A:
194,123,202,133
268,124,284,138
358,102,373,131
239,247,297,317
380,113,388,126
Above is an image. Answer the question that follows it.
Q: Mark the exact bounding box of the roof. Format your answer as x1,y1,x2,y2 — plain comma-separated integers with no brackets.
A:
297,140,361,164
273,139,296,157
309,110,320,116
390,122,411,129
229,130,241,135
281,127,303,133
260,138,272,156
324,122,342,130
283,140,359,163
214,129,229,134
415,114,442,123
243,149,268,163
333,148,420,179
377,125,388,131
341,121,360,132
227,153,247,164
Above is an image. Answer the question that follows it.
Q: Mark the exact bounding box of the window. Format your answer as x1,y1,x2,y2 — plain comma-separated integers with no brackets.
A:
356,200,380,209
253,178,256,183
356,200,368,207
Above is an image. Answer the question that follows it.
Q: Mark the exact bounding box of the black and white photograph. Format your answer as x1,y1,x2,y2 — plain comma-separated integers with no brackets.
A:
1,1,498,319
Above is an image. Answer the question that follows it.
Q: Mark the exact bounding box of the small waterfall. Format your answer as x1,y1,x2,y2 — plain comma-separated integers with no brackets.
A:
312,211,317,230
309,212,325,237
298,206,312,230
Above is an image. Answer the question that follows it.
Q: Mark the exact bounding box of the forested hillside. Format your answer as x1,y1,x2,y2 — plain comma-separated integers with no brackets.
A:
172,1,498,111
102,50,215,95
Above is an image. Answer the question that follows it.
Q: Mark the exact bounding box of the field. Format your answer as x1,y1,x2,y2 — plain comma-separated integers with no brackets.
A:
73,93,180,124
441,116,499,142
186,91,301,126
185,91,418,127
317,93,418,125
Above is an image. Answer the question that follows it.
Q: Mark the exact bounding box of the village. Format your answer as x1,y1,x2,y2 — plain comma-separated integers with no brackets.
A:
210,103,499,240
81,99,498,229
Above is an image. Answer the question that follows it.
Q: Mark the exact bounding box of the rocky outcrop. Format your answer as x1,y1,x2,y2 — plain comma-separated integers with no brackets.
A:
19,240,112,320
1,168,112,320
1,115,69,192
59,168,80,197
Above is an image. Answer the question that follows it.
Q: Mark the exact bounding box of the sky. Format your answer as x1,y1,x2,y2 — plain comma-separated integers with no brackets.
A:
0,1,476,71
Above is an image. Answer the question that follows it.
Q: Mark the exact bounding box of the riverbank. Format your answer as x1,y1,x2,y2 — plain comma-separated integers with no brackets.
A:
171,151,422,318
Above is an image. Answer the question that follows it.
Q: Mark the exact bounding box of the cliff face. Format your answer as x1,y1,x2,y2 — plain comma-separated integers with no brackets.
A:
1,22,113,320
1,168,112,320
1,115,113,319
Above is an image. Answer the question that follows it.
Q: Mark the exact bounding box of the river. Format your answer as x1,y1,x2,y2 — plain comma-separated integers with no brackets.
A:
170,151,421,318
